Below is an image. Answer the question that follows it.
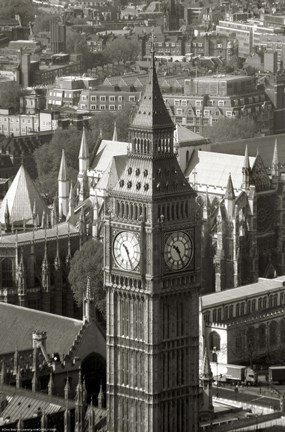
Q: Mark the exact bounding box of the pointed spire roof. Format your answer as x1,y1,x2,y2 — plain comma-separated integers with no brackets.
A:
42,234,48,272
202,349,213,380
64,375,71,400
272,138,279,177
225,173,235,200
4,199,9,219
243,144,250,170
79,127,89,159
58,149,67,181
130,50,174,130
112,121,118,141
0,165,49,225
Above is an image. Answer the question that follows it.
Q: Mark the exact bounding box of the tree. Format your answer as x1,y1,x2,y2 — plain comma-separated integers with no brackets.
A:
66,28,92,69
0,0,34,26
103,38,140,64
203,117,259,143
68,239,105,318
0,81,26,112
34,107,133,199
34,126,92,199
88,104,134,142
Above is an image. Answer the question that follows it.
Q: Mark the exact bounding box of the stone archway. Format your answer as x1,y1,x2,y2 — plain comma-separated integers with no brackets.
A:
81,352,106,405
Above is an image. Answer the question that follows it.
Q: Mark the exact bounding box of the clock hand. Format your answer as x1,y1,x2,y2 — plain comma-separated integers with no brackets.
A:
122,243,133,270
173,244,183,265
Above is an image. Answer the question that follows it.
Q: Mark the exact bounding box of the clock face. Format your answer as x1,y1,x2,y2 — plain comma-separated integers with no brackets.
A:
164,231,193,271
113,231,141,271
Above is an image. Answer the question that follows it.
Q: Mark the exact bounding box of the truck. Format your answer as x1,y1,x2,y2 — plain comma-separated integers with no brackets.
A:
268,366,285,384
210,362,256,385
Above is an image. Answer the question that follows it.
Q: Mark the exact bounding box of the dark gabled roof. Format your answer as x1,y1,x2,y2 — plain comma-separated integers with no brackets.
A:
0,302,83,355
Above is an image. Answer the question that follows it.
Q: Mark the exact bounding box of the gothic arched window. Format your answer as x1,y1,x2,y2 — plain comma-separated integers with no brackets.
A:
269,321,278,347
281,318,285,343
1,258,13,287
258,324,266,349
209,331,220,351
247,326,255,350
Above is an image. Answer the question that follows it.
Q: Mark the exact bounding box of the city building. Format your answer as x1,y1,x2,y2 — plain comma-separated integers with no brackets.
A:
0,109,58,137
0,162,82,317
164,75,274,135
258,33,285,70
202,276,285,366
19,52,82,87
0,288,106,401
145,33,187,57
77,73,190,113
187,34,238,61
104,48,200,431
20,88,46,115
47,75,97,109
216,19,283,58
186,144,285,294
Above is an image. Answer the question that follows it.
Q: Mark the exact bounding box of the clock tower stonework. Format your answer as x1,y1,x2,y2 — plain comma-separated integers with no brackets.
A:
104,49,201,432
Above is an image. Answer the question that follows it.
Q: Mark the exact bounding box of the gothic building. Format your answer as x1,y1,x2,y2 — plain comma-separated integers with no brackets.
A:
186,142,285,294
0,162,82,316
103,48,201,431
0,280,106,404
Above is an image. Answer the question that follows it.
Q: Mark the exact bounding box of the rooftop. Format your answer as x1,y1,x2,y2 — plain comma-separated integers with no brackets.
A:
193,75,252,82
211,133,285,171
186,150,256,195
202,276,285,308
91,139,129,174
0,302,83,355
0,222,79,246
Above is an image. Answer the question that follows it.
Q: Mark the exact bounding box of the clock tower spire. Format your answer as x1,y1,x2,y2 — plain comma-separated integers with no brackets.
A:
104,48,200,432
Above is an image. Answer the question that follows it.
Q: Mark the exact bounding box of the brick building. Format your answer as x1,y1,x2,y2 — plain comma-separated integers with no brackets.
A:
164,75,274,135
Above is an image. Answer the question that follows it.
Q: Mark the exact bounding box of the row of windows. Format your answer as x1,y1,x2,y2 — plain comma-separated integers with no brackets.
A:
162,300,185,340
49,91,80,98
119,296,144,340
115,201,147,222
0,117,34,123
82,104,123,111
119,349,145,389
162,399,189,432
240,321,282,351
158,201,189,223
204,293,281,323
119,397,144,432
171,94,265,108
162,348,186,389
85,95,136,103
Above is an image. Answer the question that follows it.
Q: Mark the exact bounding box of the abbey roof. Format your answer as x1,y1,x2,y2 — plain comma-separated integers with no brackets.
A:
0,165,49,225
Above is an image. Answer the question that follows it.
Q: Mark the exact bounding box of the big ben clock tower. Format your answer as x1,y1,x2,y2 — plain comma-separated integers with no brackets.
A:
104,47,201,432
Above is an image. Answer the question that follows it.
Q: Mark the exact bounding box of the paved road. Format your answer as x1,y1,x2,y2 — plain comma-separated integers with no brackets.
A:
213,386,281,410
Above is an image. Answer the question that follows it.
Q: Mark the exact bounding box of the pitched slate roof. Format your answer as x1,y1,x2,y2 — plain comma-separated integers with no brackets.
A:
211,133,285,171
96,155,128,191
0,393,62,423
0,165,49,225
0,302,83,355
174,123,208,146
0,222,79,246
186,150,255,195
91,139,129,174
202,276,285,308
